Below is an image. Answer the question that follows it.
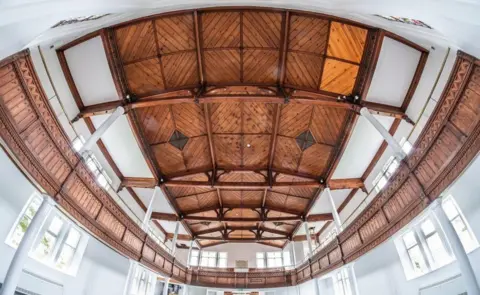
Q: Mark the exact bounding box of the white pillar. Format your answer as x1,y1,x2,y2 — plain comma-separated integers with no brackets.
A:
0,195,54,295
162,278,170,295
171,221,180,255
432,199,480,295
326,188,343,232
304,222,313,258
290,241,297,267
360,107,407,161
346,264,360,295
142,186,161,231
78,106,125,155
314,278,321,295
123,260,138,295
186,239,195,267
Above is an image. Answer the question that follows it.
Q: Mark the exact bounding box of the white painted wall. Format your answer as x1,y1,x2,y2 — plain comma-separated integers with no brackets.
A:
0,148,131,295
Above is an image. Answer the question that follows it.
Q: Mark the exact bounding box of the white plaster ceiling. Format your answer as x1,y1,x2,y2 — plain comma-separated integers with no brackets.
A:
64,36,119,106
159,220,189,235
91,114,153,178
309,189,351,215
331,115,394,179
365,37,422,106
133,187,176,214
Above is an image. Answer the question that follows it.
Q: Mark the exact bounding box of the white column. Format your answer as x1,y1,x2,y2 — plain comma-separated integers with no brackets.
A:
142,186,161,231
123,260,137,295
314,278,321,295
326,188,343,232
360,107,407,161
304,222,313,258
78,106,125,155
432,199,480,295
186,239,195,267
346,264,360,295
0,195,54,295
290,241,297,267
162,278,170,295
171,221,180,255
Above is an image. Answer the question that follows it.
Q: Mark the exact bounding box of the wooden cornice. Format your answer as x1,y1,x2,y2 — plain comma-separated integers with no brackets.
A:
151,212,179,221
122,177,157,188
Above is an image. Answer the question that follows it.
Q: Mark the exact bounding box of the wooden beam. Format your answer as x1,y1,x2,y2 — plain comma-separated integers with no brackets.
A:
164,180,320,189
196,236,287,241
151,212,179,221
306,213,334,222
166,233,192,241
195,226,225,236
193,10,205,84
75,91,411,122
183,215,301,223
328,178,364,190
292,234,316,242
261,226,290,236
121,177,157,188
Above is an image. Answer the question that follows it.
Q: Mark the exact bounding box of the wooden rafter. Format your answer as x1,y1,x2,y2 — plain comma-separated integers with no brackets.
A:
328,178,364,190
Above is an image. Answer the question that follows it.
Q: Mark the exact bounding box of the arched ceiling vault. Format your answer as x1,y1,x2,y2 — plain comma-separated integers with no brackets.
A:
57,7,427,248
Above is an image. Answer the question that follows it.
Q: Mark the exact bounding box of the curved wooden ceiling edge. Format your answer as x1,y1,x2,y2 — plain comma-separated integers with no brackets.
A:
0,48,478,286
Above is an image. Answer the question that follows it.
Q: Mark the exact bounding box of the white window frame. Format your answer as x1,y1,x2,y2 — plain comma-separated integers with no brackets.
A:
373,138,412,192
333,268,352,295
190,249,200,266
130,265,156,295
395,195,478,280
5,193,89,276
256,251,292,268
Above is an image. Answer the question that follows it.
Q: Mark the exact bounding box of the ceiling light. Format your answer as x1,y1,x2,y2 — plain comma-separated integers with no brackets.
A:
246,143,251,148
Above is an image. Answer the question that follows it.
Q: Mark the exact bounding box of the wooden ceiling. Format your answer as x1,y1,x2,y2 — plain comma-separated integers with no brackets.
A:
58,7,425,248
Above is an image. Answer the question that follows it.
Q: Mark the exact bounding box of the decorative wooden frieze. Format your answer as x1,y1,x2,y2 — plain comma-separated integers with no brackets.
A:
341,232,362,256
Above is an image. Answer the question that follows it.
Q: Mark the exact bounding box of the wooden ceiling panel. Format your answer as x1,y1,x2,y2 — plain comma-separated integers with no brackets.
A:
152,143,186,174
327,22,367,63
310,106,348,146
197,191,220,209
225,221,257,228
214,134,242,167
288,15,329,54
154,14,196,54
161,51,198,88
243,134,270,167
177,195,199,211
319,58,359,95
297,143,333,175
169,187,214,198
288,187,317,199
225,208,258,219
171,172,210,182
278,104,312,137
218,171,266,182
242,190,264,207
182,136,212,170
221,190,242,206
187,220,222,232
243,50,279,84
243,102,274,134
273,137,301,171
136,106,174,144
115,21,157,63
171,103,206,137
204,50,241,83
285,52,323,90
210,102,242,133
285,196,309,213
201,12,241,48
265,191,287,209
124,58,165,96
230,230,256,238
263,221,297,233
243,11,282,48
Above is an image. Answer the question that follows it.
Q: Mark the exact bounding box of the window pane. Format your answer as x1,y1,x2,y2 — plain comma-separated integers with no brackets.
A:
48,216,64,236
33,232,57,260
218,258,227,268
56,245,75,270
443,199,459,220
421,219,436,236
283,251,291,266
407,246,428,274
257,259,265,268
376,176,387,191
452,216,476,252
219,252,227,258
426,233,451,267
267,258,275,267
403,231,417,248
97,173,108,189
402,141,413,154
86,159,98,174
256,252,264,259
190,256,198,266
25,198,41,219
275,257,283,267
208,257,216,267
65,228,81,248
267,252,275,258
387,159,399,176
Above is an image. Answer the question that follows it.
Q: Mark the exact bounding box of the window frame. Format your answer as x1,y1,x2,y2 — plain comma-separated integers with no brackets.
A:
256,251,292,268
5,193,89,276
